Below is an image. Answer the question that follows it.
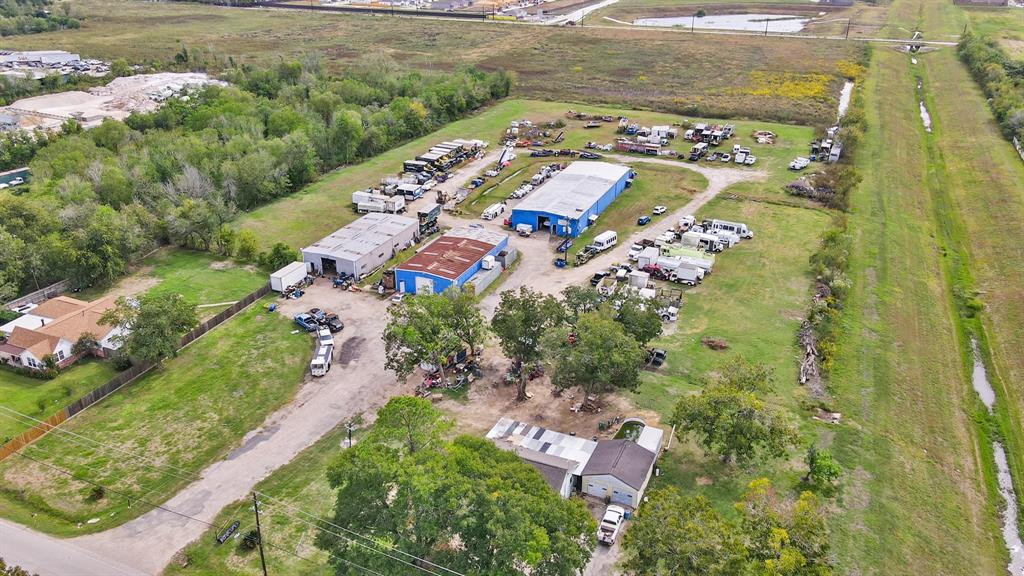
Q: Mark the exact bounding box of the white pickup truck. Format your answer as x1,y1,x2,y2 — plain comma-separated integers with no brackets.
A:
597,505,626,545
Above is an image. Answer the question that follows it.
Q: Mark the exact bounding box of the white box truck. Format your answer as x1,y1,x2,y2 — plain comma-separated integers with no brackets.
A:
310,343,333,377
481,203,506,220
589,231,618,252
270,261,308,292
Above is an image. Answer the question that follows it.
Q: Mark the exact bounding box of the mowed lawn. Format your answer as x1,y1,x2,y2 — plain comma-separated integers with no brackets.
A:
626,197,829,505
0,298,312,536
164,427,347,576
0,361,117,441
824,44,1005,575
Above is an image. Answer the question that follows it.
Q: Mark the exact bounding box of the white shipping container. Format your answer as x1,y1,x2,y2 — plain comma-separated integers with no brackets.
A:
270,261,308,292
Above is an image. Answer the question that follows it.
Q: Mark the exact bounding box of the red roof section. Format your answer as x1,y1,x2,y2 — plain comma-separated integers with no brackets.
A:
398,236,495,281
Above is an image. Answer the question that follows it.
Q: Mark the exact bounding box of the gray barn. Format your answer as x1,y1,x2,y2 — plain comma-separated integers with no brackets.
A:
302,213,418,278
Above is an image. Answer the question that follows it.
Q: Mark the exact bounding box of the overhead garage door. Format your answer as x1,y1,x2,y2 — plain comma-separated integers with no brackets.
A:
611,489,634,506
415,276,434,295
587,483,606,499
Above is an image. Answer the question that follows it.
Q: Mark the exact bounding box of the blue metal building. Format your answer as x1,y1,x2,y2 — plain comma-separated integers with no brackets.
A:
510,162,633,237
395,228,509,295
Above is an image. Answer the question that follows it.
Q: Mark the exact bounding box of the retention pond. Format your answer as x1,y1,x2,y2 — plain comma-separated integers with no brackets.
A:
633,13,810,33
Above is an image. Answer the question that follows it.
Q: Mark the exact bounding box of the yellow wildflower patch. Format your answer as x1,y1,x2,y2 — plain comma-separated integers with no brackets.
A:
740,71,833,100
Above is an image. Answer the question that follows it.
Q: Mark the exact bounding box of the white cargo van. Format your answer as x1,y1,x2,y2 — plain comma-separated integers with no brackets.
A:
589,231,618,252
481,202,506,220
310,343,334,377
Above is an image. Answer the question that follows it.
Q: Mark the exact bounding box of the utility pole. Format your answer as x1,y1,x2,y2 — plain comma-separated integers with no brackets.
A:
691,13,695,33
252,492,269,576
764,17,769,36
346,421,355,448
845,18,851,40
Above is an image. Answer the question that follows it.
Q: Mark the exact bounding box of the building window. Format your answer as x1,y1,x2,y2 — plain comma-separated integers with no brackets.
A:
56,349,65,361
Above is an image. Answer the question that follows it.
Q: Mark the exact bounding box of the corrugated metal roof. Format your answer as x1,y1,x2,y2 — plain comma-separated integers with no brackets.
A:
512,161,631,218
486,417,597,476
302,213,417,262
397,228,506,281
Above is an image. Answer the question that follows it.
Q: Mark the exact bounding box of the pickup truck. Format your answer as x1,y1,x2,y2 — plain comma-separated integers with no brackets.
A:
294,313,318,332
597,505,626,545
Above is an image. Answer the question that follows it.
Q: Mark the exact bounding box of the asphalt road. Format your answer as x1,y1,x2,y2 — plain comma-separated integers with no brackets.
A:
0,518,145,576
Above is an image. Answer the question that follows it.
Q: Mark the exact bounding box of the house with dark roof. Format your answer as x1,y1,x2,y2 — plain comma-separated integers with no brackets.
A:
0,296,127,370
486,416,663,506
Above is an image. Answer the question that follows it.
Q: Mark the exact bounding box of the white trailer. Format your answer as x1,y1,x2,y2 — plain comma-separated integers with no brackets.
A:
481,202,507,220
270,261,308,292
680,231,725,253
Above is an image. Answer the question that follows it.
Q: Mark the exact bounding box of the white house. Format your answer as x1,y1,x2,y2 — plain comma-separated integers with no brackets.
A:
581,421,664,507
0,296,126,370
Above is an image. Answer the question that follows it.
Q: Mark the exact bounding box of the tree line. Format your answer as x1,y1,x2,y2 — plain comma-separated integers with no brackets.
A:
0,0,82,37
959,32,1024,144
0,58,512,301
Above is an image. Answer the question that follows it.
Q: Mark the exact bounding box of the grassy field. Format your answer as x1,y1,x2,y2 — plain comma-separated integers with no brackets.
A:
81,249,267,310
238,99,827,251
0,298,312,536
0,361,117,441
967,8,1024,58
12,0,858,123
163,427,348,576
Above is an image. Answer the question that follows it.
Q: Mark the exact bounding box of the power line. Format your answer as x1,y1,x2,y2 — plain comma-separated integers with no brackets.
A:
261,534,388,576
256,492,465,576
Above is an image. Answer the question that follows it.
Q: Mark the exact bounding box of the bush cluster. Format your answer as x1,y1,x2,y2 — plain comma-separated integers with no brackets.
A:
959,32,1024,143
0,0,82,38
807,217,851,372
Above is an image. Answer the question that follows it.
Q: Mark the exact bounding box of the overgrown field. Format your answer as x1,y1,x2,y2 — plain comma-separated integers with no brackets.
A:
0,298,312,536
0,361,117,440
12,0,859,123
967,8,1024,58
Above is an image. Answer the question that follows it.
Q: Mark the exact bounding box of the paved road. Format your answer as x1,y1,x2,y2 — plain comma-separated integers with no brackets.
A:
0,518,145,576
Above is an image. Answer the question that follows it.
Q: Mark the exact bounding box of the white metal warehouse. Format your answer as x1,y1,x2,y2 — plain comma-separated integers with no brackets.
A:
302,213,418,278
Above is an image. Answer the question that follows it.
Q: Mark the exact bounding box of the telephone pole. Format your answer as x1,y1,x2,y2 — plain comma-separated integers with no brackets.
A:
253,492,269,576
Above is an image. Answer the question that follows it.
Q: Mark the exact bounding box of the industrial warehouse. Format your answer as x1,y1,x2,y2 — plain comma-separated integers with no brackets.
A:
394,227,511,295
509,161,634,237
302,213,419,278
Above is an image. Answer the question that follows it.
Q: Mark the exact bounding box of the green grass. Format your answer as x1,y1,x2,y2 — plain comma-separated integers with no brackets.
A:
567,163,705,260
12,0,858,124
82,249,267,310
967,8,1024,58
0,361,118,441
164,427,349,576
0,297,312,536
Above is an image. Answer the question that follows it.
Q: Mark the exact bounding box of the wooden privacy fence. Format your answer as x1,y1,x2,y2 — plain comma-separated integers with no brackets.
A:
0,283,271,462
3,280,71,310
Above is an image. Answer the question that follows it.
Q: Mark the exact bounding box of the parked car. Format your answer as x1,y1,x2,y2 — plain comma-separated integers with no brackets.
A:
720,153,732,163
0,183,8,190
744,155,757,166
579,151,602,160
597,505,626,545
294,313,318,332
390,293,405,304
309,308,327,322
789,157,811,170
652,205,667,215
9,177,24,186
590,270,610,286
647,348,668,367
637,215,651,226
706,152,720,162
324,314,345,333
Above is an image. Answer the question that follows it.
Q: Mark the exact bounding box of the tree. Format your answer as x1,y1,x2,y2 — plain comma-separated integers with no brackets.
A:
621,488,748,576
803,445,841,488
72,332,100,358
443,286,487,357
543,311,645,399
611,292,663,346
258,242,299,271
670,357,798,466
101,293,198,363
321,431,596,576
0,557,39,576
560,285,602,325
382,293,460,381
235,228,259,262
370,396,452,455
491,287,565,401
735,479,833,576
